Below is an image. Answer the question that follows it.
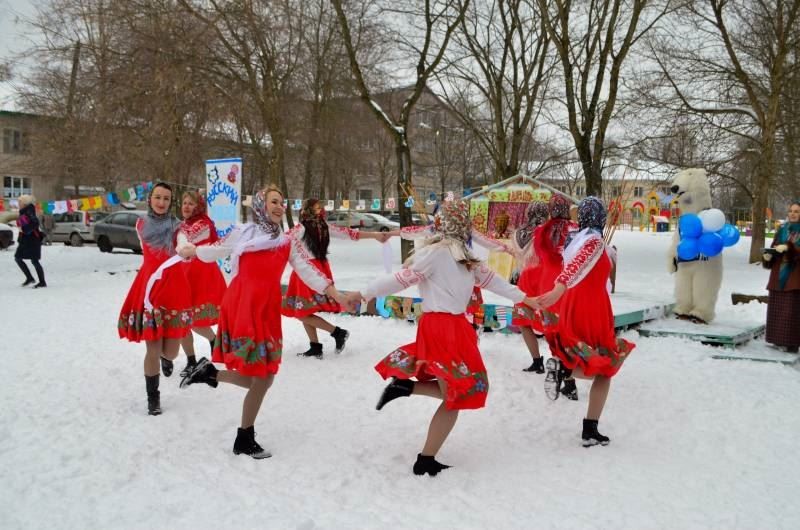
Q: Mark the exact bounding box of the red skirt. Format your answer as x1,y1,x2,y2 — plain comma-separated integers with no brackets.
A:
118,257,193,342
375,312,489,410
183,258,226,327
512,264,543,329
281,258,339,318
213,248,289,378
544,254,634,378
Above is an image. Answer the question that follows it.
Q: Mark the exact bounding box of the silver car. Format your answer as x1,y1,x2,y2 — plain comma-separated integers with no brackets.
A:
326,210,400,232
49,211,97,246
93,210,148,253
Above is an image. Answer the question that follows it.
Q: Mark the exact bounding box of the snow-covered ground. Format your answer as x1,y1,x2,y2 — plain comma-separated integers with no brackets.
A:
1,229,798,530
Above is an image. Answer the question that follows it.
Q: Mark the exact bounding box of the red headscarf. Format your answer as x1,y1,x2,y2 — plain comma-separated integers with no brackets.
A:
180,191,219,245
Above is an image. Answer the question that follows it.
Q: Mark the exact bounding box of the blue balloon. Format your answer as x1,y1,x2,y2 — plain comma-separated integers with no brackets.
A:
720,223,740,247
698,232,724,257
677,238,700,260
679,214,703,239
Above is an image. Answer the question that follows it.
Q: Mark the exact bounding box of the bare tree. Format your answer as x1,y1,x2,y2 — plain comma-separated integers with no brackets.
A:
645,0,800,261
537,0,672,196
332,0,470,260
435,0,554,182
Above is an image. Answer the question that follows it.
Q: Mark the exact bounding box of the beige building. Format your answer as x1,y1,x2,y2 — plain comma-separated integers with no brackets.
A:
0,110,59,206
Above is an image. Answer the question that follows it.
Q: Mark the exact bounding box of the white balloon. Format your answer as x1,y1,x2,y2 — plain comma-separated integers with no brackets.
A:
699,208,726,233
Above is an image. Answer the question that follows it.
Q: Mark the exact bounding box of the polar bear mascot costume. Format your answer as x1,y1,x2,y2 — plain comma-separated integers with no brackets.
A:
667,168,723,323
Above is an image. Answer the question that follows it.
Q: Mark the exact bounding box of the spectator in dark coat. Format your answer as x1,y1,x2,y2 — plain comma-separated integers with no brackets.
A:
15,195,46,288
763,201,800,353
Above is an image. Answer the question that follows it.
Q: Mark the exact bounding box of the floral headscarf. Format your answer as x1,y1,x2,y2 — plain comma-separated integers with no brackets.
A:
411,200,479,266
141,183,180,254
181,191,218,244
578,196,607,232
515,200,549,250
300,198,329,261
251,189,282,239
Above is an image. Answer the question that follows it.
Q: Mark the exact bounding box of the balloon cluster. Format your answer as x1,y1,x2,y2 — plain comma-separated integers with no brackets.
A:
677,209,740,260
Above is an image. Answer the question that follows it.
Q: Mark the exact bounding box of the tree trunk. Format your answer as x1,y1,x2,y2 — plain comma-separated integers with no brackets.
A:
396,138,414,262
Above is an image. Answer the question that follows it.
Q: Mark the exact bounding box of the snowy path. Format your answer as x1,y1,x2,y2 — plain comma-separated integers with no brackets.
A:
1,232,797,529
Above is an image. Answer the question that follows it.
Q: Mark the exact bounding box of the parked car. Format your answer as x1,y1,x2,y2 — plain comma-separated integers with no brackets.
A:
0,222,14,249
385,212,428,226
326,210,399,232
49,211,101,246
92,210,148,253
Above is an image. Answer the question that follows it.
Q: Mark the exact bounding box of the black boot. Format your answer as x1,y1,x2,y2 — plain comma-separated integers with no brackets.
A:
523,357,545,373
412,453,451,476
297,342,323,358
331,326,349,353
21,278,35,287
179,355,197,378
560,378,579,401
145,375,161,416
34,282,47,288
376,378,414,410
180,357,218,388
160,356,174,377
543,358,563,400
233,425,272,459
582,418,610,447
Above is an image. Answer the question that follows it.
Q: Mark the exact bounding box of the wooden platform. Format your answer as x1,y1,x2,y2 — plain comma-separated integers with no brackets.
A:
637,316,765,348
710,345,800,366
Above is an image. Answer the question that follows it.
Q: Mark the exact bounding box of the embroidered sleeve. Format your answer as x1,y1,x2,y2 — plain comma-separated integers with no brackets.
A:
329,224,361,240
286,224,304,239
288,234,332,293
400,225,435,240
557,237,604,288
472,262,525,303
472,230,512,253
196,227,240,263
176,232,190,252
362,246,437,299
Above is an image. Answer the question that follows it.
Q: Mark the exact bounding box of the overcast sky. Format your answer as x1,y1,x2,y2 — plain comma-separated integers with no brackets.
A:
1,0,38,110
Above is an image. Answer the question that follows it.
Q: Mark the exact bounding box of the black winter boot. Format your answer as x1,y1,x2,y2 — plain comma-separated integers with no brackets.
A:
180,357,218,388
412,453,451,476
543,358,563,400
297,342,323,358
145,375,161,416
330,327,349,353
179,355,197,378
233,426,272,459
560,378,579,401
523,357,545,373
582,418,610,447
160,356,174,377
376,378,415,410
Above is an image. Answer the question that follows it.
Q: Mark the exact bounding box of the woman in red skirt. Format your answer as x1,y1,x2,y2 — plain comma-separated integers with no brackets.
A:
282,199,386,358
534,197,635,447
351,201,536,476
390,221,513,330
118,182,193,416
510,200,550,372
178,186,352,459
529,193,579,397
176,191,227,377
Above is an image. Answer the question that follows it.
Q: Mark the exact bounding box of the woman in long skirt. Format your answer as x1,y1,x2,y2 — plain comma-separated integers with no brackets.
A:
534,197,635,446
178,186,352,459
763,201,800,352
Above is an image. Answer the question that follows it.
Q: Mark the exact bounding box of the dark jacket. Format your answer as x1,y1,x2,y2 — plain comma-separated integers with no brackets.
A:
764,240,800,292
15,204,43,260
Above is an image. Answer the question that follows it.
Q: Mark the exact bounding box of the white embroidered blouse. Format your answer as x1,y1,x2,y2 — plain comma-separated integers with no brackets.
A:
362,244,525,315
194,223,331,293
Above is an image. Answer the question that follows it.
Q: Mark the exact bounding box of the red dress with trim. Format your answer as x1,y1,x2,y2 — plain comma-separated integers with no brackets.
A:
214,243,291,377
545,238,635,378
376,312,488,410
118,219,193,342
281,224,358,318
179,219,226,327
